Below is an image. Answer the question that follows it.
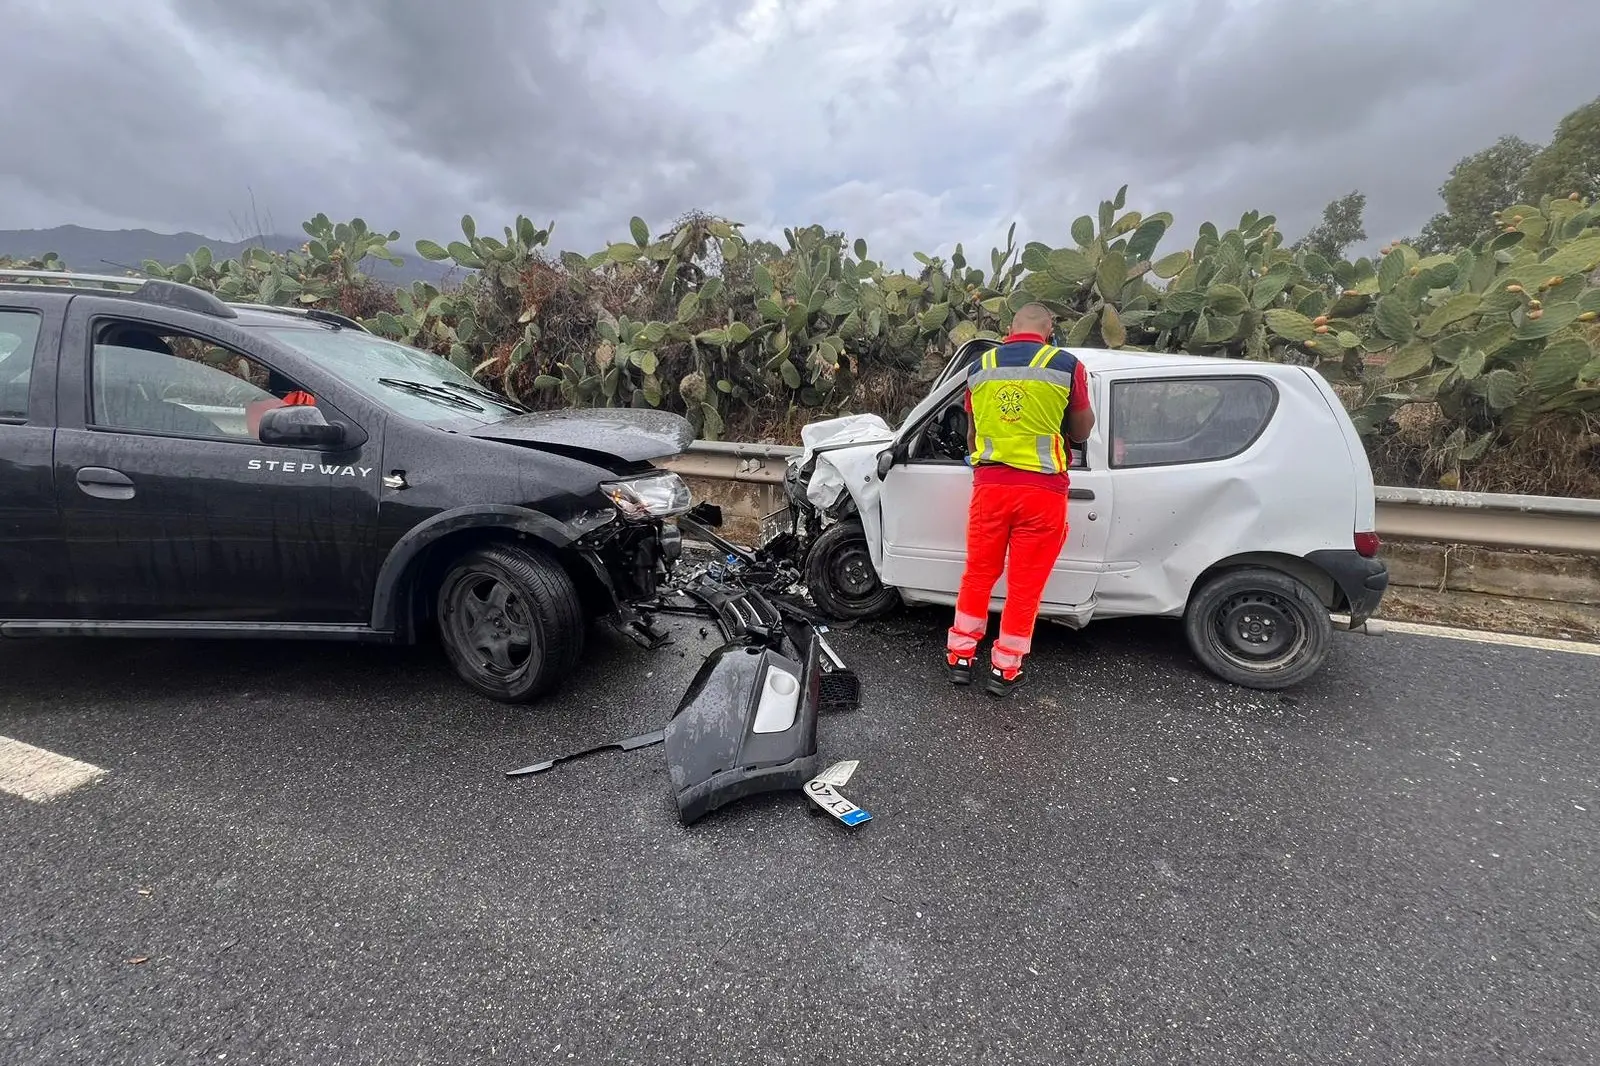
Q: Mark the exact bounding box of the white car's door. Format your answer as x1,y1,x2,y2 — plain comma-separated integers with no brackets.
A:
876,372,1113,613
1092,364,1346,618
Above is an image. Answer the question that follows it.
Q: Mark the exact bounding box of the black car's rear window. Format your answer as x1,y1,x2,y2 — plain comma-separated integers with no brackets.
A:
0,309,43,420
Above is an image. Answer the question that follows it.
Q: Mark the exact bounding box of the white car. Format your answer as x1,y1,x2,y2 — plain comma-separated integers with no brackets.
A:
772,338,1391,689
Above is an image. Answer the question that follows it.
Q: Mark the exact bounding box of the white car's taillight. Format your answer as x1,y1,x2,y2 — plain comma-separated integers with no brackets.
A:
1354,531,1381,558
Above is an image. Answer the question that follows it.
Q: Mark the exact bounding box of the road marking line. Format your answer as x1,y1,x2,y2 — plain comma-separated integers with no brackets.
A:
1363,619,1600,656
0,736,108,803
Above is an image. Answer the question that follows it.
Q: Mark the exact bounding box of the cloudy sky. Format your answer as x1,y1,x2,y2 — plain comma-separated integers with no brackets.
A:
4,0,1598,266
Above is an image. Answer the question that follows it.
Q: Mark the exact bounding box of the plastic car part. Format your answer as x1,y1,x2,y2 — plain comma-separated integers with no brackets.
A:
503,729,665,778
682,576,785,644
662,633,823,825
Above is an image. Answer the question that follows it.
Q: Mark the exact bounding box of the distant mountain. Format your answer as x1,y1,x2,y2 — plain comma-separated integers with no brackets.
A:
0,225,458,287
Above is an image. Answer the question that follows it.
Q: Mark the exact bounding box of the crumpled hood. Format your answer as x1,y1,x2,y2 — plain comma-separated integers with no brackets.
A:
460,408,694,462
798,413,895,465
794,413,897,571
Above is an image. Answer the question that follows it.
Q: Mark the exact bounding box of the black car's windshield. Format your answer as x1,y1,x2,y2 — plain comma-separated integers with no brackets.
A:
263,326,526,424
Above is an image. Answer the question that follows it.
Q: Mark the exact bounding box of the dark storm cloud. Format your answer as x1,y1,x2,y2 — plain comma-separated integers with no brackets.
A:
5,0,1599,265
166,0,747,223
0,0,751,248
1033,0,1600,251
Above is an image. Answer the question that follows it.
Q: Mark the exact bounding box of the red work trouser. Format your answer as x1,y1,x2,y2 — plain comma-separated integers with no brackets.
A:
945,483,1069,678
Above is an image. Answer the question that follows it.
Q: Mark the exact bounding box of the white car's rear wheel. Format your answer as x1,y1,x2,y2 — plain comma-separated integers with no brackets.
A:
1184,568,1331,689
804,519,899,620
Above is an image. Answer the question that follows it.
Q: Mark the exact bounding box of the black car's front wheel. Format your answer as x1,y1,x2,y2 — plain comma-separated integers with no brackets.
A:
436,543,585,703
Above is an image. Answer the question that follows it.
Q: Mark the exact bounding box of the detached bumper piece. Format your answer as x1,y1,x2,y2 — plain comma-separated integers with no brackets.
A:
664,634,823,825
503,566,864,826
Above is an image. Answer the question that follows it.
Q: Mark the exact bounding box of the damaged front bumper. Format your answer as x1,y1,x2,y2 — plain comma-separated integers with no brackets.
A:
664,632,823,824
506,565,862,827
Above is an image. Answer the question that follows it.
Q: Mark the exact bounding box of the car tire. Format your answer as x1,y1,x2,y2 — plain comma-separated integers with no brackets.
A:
1183,567,1332,690
436,543,585,703
804,519,899,621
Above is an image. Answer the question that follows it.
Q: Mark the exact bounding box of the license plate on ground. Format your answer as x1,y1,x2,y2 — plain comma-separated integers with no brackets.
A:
803,777,872,826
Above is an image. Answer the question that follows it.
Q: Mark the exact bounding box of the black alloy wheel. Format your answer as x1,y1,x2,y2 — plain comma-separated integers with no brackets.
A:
436,543,585,702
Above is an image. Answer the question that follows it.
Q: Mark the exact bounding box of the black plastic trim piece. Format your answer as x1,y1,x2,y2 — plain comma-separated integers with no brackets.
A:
0,620,390,641
369,505,582,631
1305,548,1390,625
504,729,665,778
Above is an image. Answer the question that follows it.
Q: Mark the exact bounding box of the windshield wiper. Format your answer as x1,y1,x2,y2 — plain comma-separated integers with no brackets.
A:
375,377,486,413
435,379,529,412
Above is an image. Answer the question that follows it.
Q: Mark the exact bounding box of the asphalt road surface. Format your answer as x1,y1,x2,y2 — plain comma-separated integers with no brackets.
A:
1,606,1596,1066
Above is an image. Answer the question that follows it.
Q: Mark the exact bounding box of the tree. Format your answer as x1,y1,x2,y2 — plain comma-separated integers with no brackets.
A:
1293,190,1368,262
1521,95,1600,203
1416,134,1542,252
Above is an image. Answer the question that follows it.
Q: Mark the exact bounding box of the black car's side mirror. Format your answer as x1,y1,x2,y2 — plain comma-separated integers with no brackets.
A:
258,404,346,449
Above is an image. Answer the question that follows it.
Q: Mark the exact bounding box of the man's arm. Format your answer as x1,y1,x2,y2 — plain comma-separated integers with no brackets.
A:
1063,362,1095,443
964,388,976,455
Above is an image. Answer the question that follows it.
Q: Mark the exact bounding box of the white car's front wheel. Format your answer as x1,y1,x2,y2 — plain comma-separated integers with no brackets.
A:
804,519,900,621
1184,568,1332,690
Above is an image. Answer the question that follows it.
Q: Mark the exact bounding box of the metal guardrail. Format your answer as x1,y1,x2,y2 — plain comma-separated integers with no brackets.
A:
659,441,1600,556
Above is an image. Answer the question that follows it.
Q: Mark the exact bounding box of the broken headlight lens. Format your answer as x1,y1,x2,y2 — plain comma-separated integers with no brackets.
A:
600,471,692,521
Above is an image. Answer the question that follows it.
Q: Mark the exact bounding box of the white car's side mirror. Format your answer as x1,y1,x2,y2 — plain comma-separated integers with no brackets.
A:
875,449,894,479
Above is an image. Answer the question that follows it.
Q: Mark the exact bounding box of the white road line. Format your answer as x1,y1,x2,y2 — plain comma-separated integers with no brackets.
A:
1362,619,1600,657
0,736,107,803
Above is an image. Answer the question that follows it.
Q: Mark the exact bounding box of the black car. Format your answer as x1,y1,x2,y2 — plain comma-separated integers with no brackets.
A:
0,270,695,702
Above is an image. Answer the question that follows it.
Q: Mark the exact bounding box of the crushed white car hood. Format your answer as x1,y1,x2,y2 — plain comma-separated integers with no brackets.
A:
796,414,896,570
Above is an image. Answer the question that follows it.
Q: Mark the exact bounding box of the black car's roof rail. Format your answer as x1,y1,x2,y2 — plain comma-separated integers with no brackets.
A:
227,303,371,333
0,268,238,319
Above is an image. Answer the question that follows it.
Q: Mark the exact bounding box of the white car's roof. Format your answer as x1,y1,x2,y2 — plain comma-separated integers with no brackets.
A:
1064,346,1307,377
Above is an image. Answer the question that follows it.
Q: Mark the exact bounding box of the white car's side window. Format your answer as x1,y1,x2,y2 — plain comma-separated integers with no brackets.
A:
1110,376,1276,468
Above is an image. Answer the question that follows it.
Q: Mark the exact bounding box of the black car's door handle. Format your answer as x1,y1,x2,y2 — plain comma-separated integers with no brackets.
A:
1069,488,1095,501
75,467,136,501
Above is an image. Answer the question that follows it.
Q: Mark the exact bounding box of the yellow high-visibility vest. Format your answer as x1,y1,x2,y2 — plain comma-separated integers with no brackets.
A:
967,342,1076,474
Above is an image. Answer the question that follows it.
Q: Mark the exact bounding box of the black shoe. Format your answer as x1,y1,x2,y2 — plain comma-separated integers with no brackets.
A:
984,666,1026,698
946,656,974,685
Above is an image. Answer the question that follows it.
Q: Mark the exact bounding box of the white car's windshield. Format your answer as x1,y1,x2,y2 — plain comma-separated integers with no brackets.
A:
263,326,525,425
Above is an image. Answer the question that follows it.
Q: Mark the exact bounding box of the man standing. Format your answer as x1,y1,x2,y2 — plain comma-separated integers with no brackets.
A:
945,303,1095,697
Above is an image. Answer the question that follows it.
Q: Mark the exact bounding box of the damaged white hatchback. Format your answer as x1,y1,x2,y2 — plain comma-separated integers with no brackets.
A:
770,338,1391,690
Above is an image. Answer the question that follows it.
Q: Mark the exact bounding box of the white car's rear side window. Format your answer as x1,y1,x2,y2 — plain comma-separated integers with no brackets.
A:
1110,376,1276,468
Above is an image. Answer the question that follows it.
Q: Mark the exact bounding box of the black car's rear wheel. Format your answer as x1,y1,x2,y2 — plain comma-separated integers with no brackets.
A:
804,519,899,620
1183,567,1331,690
436,543,584,703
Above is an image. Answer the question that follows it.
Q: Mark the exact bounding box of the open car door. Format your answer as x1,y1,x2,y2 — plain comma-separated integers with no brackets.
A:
874,351,1113,625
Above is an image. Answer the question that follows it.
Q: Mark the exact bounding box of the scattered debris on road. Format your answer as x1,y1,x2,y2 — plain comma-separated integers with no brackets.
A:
506,504,867,827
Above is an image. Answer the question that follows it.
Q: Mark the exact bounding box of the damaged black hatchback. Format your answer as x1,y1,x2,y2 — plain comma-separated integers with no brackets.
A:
0,271,694,702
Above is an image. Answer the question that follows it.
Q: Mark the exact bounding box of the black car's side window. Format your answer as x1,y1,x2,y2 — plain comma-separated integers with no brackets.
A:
89,320,315,442
0,309,43,421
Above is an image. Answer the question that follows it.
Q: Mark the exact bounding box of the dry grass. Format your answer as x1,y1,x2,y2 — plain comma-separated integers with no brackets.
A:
1370,412,1600,496
335,280,400,322
1463,415,1600,497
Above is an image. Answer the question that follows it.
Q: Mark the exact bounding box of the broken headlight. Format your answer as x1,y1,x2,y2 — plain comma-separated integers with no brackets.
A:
600,471,692,521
